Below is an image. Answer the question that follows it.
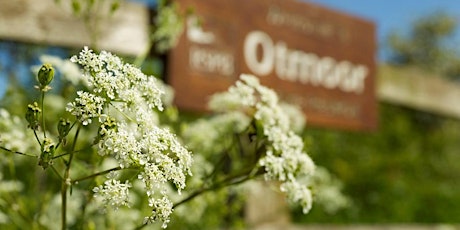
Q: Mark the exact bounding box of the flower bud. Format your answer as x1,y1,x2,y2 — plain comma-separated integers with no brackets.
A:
39,138,55,169
58,118,72,145
25,102,41,130
37,64,54,88
58,118,71,139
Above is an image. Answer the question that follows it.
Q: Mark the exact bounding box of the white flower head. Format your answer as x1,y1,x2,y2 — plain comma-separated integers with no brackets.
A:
280,180,313,214
93,179,132,210
69,47,192,227
70,47,164,112
144,196,174,228
209,74,316,214
66,91,106,125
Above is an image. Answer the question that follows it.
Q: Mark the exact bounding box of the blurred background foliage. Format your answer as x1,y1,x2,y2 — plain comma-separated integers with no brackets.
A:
294,104,460,223
2,1,460,228
294,11,460,223
387,11,460,80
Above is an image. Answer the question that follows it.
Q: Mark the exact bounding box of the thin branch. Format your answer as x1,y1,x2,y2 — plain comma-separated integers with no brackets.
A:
174,167,261,209
52,152,71,159
52,143,96,159
33,129,42,146
71,166,124,184
0,146,36,157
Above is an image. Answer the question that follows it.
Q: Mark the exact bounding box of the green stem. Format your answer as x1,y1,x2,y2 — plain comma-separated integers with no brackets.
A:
71,166,124,184
33,129,42,146
184,166,263,207
0,146,36,157
61,125,81,230
173,178,243,209
52,152,71,159
41,91,46,139
53,142,96,160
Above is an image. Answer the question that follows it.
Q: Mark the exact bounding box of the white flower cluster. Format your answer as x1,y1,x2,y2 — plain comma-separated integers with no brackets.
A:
69,47,192,227
93,179,132,210
280,180,313,214
67,91,106,126
69,47,164,115
209,74,315,213
98,123,192,191
144,196,173,228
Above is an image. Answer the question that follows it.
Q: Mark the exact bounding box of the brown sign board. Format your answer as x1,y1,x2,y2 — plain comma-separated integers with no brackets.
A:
168,0,377,131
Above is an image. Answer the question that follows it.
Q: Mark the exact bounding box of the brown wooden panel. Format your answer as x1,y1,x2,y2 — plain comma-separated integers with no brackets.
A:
168,0,377,131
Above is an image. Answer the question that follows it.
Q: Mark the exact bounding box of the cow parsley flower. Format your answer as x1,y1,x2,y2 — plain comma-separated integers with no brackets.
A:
280,180,313,214
66,91,106,125
70,47,164,111
70,47,192,227
144,196,174,228
93,179,132,210
209,74,315,213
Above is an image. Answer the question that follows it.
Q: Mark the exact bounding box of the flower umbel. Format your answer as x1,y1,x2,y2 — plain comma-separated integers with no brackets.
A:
66,91,106,126
93,179,132,210
69,46,164,112
70,47,192,228
209,74,315,213
144,196,173,228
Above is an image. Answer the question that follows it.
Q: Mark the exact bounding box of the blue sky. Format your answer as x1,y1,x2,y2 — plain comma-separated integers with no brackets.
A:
306,0,460,59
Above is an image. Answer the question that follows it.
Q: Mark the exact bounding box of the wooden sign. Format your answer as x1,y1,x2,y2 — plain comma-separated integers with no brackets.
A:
168,0,377,130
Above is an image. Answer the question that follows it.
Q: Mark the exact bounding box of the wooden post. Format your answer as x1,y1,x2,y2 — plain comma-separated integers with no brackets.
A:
246,181,291,230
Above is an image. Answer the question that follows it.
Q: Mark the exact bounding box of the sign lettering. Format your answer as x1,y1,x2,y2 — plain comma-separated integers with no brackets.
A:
243,30,368,94
168,0,377,130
